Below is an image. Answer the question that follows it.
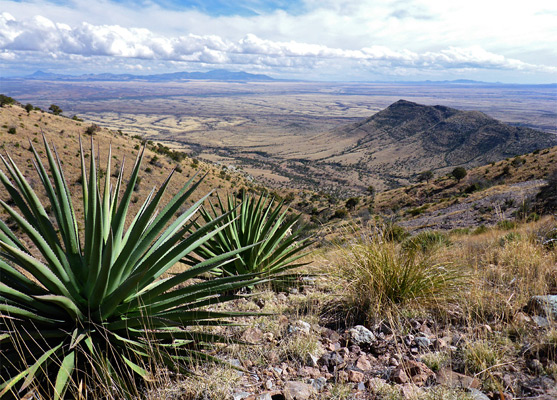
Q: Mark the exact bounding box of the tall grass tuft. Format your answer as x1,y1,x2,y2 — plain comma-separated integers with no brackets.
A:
332,227,466,320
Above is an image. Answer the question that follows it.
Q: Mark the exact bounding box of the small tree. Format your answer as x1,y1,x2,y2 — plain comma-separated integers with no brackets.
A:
451,167,467,182
48,104,62,115
346,197,360,211
24,103,34,114
418,170,434,183
367,185,376,197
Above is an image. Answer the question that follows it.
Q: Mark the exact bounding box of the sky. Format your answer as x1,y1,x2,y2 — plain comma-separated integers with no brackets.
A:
0,0,556,83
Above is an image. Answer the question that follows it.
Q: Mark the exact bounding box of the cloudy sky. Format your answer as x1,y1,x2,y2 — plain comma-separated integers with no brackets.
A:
0,0,556,82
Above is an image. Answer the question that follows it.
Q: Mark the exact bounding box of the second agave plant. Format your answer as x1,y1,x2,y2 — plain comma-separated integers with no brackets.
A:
185,192,312,277
0,137,265,399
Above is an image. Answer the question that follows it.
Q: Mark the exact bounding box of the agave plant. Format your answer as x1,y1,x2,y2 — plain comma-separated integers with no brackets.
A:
0,137,263,398
184,192,311,277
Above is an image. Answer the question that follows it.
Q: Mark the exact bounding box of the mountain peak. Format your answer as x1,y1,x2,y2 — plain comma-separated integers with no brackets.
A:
329,100,556,189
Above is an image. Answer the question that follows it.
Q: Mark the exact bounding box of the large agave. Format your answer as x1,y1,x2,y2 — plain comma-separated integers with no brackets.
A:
184,192,311,277
0,137,262,398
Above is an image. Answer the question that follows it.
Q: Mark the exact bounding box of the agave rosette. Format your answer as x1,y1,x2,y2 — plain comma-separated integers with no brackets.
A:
0,137,262,398
184,192,312,277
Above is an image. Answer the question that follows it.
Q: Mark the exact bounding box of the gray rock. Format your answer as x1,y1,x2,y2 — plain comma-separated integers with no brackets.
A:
288,320,311,335
319,351,344,367
468,388,490,400
532,315,550,327
349,325,376,346
414,336,431,348
528,295,557,319
310,377,327,391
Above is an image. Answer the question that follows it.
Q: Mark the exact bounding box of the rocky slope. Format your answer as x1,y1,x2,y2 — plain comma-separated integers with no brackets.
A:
316,100,557,189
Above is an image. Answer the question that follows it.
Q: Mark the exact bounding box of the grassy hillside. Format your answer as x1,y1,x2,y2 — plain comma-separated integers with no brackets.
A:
0,103,254,216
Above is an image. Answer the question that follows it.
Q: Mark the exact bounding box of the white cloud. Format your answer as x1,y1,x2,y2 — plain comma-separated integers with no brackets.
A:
0,1,556,81
1,13,555,77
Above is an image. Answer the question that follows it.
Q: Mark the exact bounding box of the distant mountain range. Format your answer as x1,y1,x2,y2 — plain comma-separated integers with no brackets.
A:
17,69,277,82
312,100,557,188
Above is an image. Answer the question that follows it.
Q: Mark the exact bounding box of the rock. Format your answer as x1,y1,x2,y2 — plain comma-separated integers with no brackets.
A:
349,325,376,346
337,370,349,383
310,377,327,391
242,327,263,343
436,368,481,389
391,367,409,384
527,295,557,319
322,328,341,342
532,315,550,327
414,336,431,349
288,320,311,335
357,382,366,391
349,370,365,382
355,355,372,371
468,388,491,400
233,392,252,400
265,379,273,390
306,353,319,367
253,391,284,400
349,344,361,354
319,351,344,368
283,381,315,400
395,360,435,386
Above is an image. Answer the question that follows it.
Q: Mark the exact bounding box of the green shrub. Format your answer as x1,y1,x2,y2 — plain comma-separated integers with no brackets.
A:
0,137,264,398
7,127,16,135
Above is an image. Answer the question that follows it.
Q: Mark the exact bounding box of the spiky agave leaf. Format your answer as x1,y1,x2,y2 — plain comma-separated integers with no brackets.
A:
0,136,263,398
184,192,312,278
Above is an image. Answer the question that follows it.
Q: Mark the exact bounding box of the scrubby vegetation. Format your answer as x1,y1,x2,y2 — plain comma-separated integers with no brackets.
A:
0,102,555,399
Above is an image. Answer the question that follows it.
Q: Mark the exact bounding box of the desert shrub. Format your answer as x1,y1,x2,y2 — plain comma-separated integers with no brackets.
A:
0,138,265,398
7,127,16,135
333,233,465,318
85,124,100,135
402,231,451,254
472,225,488,235
48,104,62,115
332,208,348,219
451,167,467,182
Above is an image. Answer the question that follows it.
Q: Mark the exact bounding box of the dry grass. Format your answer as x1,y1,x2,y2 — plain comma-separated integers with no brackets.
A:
326,223,467,323
432,216,557,323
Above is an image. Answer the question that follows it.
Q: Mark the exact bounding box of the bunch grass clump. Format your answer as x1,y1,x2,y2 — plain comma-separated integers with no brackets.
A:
332,226,466,320
0,137,266,398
